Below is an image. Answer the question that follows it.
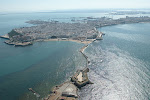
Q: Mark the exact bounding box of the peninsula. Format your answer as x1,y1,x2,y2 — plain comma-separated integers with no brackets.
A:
1,16,150,46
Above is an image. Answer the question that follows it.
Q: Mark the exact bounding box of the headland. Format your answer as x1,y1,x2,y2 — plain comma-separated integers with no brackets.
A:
1,16,150,46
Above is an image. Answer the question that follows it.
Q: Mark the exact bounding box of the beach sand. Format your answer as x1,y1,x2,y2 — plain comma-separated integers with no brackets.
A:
38,38,95,44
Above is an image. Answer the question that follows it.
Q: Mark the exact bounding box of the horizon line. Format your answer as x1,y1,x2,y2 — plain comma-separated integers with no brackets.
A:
0,8,150,14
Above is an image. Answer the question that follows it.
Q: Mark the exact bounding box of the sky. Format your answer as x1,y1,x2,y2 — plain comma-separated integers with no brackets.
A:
0,0,150,12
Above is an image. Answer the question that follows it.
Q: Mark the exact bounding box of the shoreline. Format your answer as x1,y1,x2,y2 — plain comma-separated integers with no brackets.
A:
41,38,95,44
0,34,9,39
1,16,150,47
2,38,96,47
1,37,94,46
43,37,94,100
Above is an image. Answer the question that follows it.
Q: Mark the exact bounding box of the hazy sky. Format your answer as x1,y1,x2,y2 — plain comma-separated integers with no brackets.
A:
0,0,150,12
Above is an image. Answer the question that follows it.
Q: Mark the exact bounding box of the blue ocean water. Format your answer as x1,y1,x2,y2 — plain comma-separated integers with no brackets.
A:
0,12,150,100
0,41,86,100
80,23,150,100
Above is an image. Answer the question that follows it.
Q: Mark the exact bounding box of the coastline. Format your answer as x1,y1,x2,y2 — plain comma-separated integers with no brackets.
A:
2,16,150,47
43,37,94,100
41,38,95,44
0,35,96,46
0,34,9,39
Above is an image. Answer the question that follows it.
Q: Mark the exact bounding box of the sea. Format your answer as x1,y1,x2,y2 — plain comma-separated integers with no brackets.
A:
0,12,150,100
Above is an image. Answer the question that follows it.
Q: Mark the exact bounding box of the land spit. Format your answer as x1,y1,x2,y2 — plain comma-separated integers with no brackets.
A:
43,41,93,100
1,16,150,46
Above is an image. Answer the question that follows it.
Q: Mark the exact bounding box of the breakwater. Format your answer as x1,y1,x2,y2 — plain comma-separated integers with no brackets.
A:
42,39,97,100
79,23,150,100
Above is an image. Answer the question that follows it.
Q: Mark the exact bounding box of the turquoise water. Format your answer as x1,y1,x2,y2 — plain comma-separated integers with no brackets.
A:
80,23,150,100
0,13,88,100
0,41,85,100
0,12,150,100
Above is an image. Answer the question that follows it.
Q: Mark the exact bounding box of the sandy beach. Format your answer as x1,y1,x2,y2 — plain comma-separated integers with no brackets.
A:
36,38,95,44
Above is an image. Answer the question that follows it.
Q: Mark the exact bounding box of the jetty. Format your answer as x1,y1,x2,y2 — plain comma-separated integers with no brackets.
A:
42,42,93,100
28,30,101,99
80,45,88,59
1,16,150,46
